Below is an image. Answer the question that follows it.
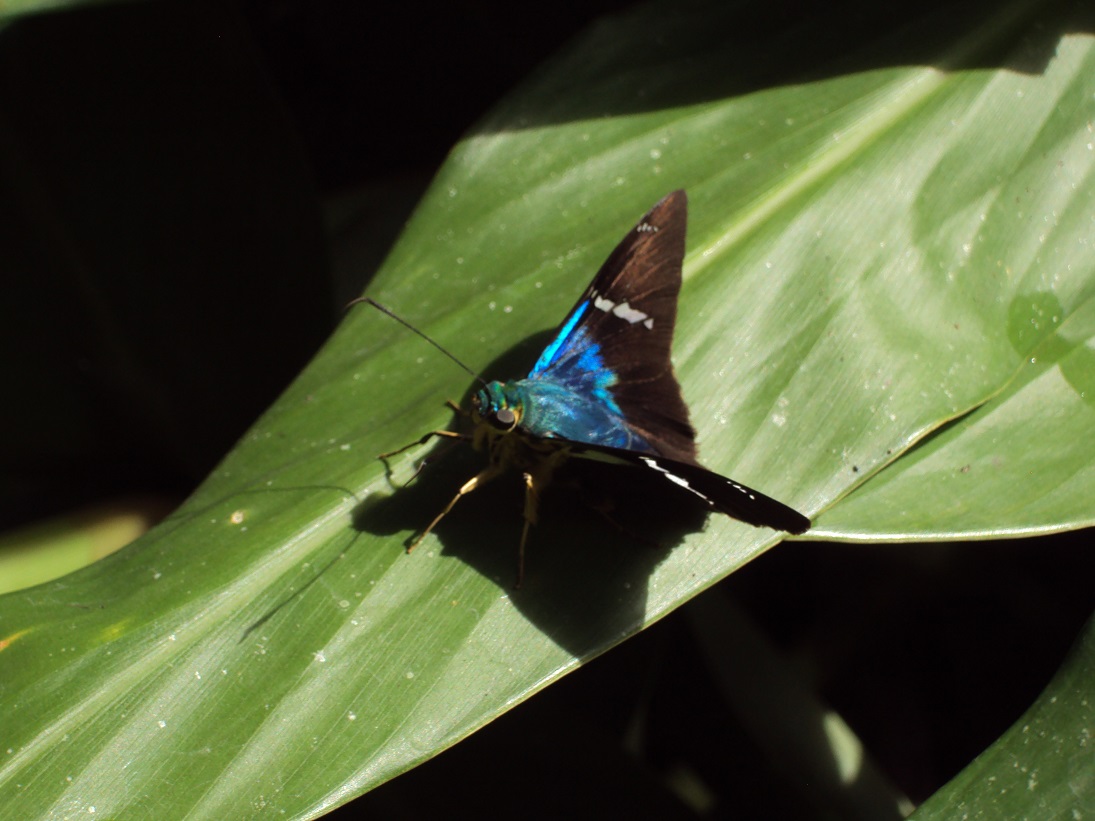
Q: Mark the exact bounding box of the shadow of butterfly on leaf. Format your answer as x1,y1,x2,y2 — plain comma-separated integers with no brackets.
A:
352,337,710,655
352,190,809,650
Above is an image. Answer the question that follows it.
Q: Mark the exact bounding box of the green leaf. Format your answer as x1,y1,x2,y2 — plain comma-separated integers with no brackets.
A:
0,0,105,25
910,612,1095,820
2,0,1092,818
816,296,1095,539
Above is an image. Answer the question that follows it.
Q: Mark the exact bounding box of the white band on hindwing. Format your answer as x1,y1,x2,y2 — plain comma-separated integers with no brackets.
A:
638,456,757,506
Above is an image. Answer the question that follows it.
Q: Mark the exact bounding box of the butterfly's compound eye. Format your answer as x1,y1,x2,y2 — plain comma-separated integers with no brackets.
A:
491,407,517,431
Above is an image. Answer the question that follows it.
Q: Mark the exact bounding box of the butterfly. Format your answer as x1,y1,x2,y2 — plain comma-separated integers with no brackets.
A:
364,190,809,586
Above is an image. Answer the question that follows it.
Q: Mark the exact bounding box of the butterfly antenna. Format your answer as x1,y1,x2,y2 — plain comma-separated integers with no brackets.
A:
350,297,488,387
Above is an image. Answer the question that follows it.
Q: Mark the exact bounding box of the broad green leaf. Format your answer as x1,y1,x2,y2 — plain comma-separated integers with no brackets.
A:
0,499,173,595
816,297,1095,539
0,0,105,25
910,611,1095,820
2,1,1092,818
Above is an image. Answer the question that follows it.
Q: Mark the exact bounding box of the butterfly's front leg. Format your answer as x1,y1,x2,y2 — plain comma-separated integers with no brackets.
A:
379,398,467,453
407,462,504,553
377,428,468,461
378,428,470,484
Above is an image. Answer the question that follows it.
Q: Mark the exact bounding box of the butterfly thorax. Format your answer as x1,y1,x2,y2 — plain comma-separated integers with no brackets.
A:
472,378,657,456
471,380,572,474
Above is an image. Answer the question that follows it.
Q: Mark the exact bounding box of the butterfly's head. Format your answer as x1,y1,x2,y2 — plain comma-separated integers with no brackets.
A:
472,381,522,433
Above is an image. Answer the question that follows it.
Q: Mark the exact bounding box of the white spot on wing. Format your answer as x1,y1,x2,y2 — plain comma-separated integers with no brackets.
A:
639,457,707,499
593,294,615,312
612,301,650,326
638,456,757,504
592,288,654,328
663,469,690,489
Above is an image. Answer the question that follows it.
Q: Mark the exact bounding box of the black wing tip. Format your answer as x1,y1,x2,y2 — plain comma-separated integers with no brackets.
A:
779,509,812,535
568,441,811,535
727,497,810,535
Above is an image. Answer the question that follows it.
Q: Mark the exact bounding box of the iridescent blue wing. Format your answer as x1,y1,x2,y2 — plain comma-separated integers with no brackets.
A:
522,190,697,463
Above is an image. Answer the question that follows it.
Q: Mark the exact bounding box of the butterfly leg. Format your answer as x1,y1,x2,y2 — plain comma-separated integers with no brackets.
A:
516,473,538,589
379,429,470,483
515,457,561,588
407,462,504,553
378,428,467,461
402,436,468,485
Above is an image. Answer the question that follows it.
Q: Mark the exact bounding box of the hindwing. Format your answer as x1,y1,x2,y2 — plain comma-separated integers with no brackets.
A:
564,440,811,534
